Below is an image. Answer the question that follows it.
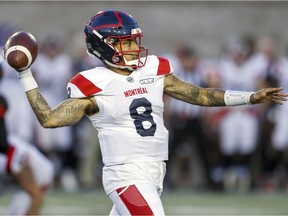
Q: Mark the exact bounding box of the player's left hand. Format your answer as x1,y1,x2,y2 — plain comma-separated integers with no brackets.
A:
250,87,288,105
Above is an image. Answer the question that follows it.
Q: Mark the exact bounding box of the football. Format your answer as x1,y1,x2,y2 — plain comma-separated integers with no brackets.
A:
3,31,38,71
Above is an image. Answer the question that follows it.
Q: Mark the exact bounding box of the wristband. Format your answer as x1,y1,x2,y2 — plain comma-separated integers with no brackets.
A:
224,90,254,106
17,68,38,92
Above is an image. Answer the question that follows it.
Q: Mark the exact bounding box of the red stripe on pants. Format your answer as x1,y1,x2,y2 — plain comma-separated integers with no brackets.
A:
116,185,154,215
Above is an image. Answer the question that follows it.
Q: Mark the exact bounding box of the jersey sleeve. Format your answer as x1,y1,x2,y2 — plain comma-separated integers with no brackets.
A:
67,73,103,98
156,56,174,76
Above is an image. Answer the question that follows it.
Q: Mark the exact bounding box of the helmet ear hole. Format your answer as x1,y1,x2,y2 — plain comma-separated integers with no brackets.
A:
95,44,105,53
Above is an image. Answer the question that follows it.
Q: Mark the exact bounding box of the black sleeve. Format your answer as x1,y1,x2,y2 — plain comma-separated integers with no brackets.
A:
0,95,9,153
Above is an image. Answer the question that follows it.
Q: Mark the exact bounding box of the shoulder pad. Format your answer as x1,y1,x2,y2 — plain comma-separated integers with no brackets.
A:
156,56,173,76
68,73,102,98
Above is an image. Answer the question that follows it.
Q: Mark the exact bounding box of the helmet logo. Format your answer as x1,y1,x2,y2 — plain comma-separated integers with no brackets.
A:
126,77,135,83
131,28,142,35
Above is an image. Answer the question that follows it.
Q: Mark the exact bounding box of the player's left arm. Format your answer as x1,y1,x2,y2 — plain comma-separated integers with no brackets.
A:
164,74,288,106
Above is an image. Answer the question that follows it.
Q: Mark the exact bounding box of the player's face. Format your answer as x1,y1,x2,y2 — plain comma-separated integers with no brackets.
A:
115,38,140,62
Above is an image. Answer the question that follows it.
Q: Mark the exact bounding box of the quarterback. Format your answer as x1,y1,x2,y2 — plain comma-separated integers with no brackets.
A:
5,10,288,215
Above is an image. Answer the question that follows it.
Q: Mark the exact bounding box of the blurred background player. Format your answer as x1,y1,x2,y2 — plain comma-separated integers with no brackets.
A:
0,135,54,215
255,36,288,190
216,35,267,192
31,34,75,191
0,60,54,215
164,44,212,189
0,23,35,144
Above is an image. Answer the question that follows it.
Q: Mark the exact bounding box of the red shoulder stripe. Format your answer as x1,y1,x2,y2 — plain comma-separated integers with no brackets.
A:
69,74,102,96
157,56,171,76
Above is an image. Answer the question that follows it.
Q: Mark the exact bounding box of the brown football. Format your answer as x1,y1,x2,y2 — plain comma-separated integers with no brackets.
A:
3,31,38,71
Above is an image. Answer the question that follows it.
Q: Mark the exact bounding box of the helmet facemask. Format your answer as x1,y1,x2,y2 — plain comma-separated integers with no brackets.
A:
106,33,148,71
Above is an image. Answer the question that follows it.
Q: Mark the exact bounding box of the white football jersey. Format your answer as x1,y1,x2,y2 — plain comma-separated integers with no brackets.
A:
67,55,173,166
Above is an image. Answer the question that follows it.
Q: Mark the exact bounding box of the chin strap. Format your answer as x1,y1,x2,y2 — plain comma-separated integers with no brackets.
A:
87,48,142,71
104,59,136,71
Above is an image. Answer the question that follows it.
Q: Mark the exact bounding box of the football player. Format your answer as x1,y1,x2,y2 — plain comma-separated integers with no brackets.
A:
0,135,54,215
6,10,288,215
0,62,54,215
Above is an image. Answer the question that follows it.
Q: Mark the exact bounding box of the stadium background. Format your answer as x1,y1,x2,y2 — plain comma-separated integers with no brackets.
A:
1,1,288,57
0,1,288,215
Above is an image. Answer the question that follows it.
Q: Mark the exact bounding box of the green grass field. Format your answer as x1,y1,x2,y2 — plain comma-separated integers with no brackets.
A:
0,189,287,215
